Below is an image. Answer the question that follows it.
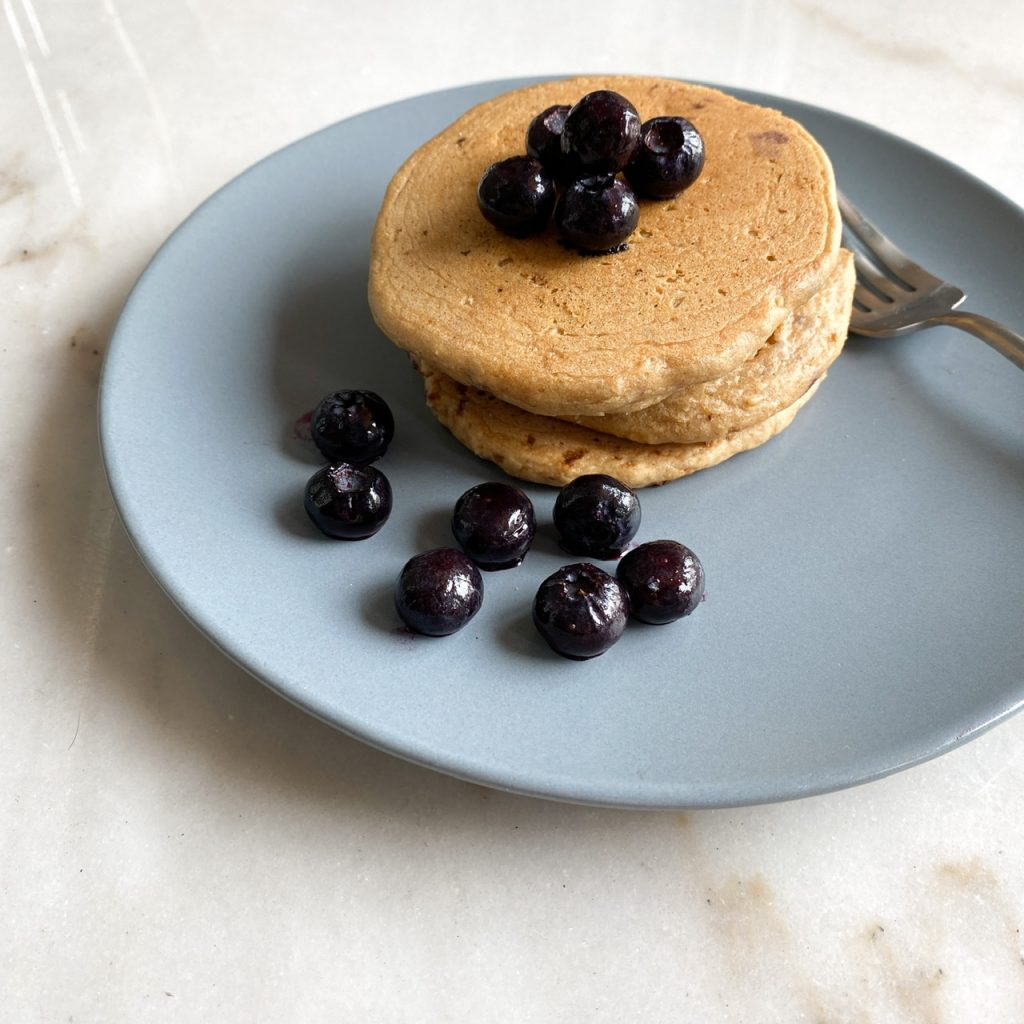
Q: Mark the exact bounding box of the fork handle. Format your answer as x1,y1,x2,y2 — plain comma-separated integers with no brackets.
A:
932,311,1024,371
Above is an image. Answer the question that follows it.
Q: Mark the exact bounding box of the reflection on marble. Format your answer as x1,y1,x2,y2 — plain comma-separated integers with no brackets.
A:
2,0,1023,1019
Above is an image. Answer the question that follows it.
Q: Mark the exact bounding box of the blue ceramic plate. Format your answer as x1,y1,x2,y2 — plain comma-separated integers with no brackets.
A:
99,80,1024,808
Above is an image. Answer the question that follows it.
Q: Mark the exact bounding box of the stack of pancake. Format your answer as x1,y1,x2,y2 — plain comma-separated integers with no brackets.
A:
369,76,853,487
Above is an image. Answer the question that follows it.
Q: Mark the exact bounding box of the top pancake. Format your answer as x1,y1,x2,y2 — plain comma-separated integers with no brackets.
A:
369,76,841,418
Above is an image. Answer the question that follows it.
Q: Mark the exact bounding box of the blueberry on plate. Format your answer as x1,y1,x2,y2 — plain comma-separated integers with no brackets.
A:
311,389,394,466
555,176,640,254
553,473,641,560
477,156,557,237
525,104,578,181
452,481,536,570
304,463,392,540
394,547,484,636
533,563,631,660
560,90,641,174
617,540,705,624
625,116,705,200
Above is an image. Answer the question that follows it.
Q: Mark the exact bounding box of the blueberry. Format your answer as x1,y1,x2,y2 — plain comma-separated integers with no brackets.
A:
553,474,641,559
477,156,557,237
555,176,640,254
311,390,394,466
304,463,392,540
560,90,641,174
394,547,483,636
525,104,579,181
452,482,536,570
533,563,631,660
617,540,705,624
625,116,705,200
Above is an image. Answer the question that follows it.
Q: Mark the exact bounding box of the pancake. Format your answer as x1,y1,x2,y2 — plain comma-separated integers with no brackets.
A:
369,75,841,418
565,249,854,443
419,363,824,488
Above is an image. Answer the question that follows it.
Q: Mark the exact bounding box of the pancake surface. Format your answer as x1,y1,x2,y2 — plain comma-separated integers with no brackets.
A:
369,75,841,417
419,364,823,488
566,249,854,443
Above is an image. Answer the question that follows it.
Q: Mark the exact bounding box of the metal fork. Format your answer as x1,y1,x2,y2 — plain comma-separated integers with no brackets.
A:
838,190,1024,370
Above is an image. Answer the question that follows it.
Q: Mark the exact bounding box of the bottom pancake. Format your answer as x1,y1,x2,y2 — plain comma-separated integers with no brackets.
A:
420,367,823,488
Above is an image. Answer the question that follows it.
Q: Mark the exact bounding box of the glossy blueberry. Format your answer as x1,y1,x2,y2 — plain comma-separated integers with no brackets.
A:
625,116,705,200
525,104,579,181
304,463,392,540
560,90,641,174
477,156,557,237
311,390,394,466
617,540,705,624
553,474,641,560
533,563,631,660
394,547,483,636
452,482,536,570
555,176,640,254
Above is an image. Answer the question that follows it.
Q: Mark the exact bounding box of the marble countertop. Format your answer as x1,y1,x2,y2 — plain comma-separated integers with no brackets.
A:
2,1,1022,1019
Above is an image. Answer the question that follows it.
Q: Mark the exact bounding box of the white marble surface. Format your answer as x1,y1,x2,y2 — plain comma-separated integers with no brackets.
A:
2,0,1023,1019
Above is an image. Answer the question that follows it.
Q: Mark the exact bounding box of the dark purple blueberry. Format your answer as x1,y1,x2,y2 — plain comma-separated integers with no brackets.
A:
304,463,392,540
477,156,557,237
533,563,630,660
560,90,641,174
625,116,705,200
555,176,640,254
452,482,536,570
394,547,483,636
553,474,641,559
617,540,705,624
311,390,394,466
525,104,579,181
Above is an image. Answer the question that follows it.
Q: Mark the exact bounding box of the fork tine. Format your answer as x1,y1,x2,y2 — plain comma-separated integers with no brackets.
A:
837,190,940,291
845,237,903,302
852,282,881,312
